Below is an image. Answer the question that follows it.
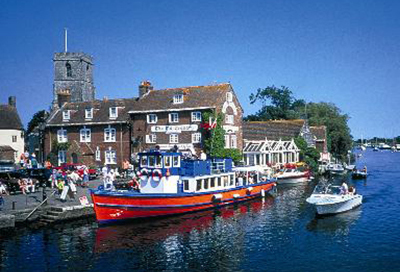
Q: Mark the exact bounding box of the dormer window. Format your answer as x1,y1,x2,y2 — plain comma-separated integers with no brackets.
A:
85,108,93,119
109,107,118,119
173,94,184,104
62,110,70,121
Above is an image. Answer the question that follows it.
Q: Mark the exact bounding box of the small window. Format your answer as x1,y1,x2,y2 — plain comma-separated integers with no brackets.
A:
184,180,189,191
230,135,237,148
105,149,117,164
140,156,147,167
173,94,184,104
57,128,67,143
217,177,222,187
148,156,155,167
192,133,201,143
230,175,235,186
80,127,91,142
62,110,70,120
104,126,116,142
204,178,209,190
210,178,215,188
85,108,93,119
146,134,156,144
95,147,101,161
66,62,72,77
224,135,230,148
164,156,172,167
147,114,158,124
169,113,179,123
58,150,67,165
196,179,202,191
223,176,229,187
109,107,118,118
225,114,234,124
12,135,17,143
170,134,179,144
226,92,233,102
191,111,202,122
155,156,162,168
173,156,180,167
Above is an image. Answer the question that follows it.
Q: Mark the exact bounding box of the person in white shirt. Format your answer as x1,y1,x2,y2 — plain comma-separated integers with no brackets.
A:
341,182,348,194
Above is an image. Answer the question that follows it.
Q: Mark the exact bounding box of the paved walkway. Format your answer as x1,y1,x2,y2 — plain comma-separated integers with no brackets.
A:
0,178,104,214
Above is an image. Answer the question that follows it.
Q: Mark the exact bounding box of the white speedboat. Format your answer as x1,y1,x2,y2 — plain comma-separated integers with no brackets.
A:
344,164,356,171
327,163,346,175
306,184,362,215
275,168,310,184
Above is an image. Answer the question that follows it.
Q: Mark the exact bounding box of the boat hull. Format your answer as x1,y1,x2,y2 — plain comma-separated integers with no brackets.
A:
314,195,363,215
276,176,309,184
91,182,276,223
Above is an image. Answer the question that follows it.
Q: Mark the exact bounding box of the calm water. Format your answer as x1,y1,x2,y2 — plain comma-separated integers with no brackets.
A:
1,150,400,272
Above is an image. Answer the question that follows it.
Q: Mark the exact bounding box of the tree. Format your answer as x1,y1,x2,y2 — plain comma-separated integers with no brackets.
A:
246,85,305,121
294,136,320,172
201,111,242,163
246,85,353,162
304,102,352,161
27,110,48,135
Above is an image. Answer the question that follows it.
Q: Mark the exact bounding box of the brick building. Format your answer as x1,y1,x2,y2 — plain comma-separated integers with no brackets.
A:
44,98,136,167
129,81,244,157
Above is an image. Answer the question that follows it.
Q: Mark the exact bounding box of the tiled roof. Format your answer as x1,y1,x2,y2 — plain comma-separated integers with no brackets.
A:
310,126,327,141
243,120,305,141
46,98,138,127
0,145,16,152
130,83,237,113
0,105,23,130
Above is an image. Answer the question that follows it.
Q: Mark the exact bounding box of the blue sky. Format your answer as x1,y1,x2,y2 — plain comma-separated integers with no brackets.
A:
1,0,400,138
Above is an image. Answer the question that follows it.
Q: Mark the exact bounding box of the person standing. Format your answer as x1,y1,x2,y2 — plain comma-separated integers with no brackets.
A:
82,166,89,187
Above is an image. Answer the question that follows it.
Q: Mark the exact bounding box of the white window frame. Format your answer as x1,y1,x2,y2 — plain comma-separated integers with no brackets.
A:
230,135,237,148
85,108,93,119
170,134,179,144
225,114,234,124
62,110,70,120
80,127,91,143
105,149,117,165
173,94,184,104
146,134,157,144
169,113,179,123
192,132,202,143
58,150,67,165
147,114,158,124
57,128,68,143
95,147,101,161
104,126,116,142
109,107,118,119
226,92,233,102
224,135,230,148
191,111,202,122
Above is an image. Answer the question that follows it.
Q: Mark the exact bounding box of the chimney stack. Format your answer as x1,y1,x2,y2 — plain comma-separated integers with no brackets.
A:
8,96,16,108
139,80,153,98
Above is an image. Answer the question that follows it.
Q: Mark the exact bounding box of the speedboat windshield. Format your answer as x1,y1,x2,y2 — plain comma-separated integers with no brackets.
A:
313,184,341,195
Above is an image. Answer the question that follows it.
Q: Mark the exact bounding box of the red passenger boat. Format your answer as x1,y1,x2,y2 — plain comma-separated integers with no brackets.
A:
91,151,276,224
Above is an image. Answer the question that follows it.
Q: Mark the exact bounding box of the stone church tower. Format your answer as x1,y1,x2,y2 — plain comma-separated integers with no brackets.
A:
52,52,96,108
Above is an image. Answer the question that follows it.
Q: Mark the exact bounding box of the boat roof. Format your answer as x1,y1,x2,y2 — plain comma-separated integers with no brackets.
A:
232,165,267,172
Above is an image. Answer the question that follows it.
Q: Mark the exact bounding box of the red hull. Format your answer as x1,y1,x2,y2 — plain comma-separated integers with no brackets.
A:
91,182,276,223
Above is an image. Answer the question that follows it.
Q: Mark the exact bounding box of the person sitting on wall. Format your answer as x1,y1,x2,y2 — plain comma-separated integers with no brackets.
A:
18,179,27,195
26,178,35,193
0,181,9,195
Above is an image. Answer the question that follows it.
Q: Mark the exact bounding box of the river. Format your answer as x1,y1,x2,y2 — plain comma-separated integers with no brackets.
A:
1,149,400,272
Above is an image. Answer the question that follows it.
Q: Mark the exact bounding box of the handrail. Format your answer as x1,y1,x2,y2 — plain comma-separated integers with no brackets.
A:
24,190,57,221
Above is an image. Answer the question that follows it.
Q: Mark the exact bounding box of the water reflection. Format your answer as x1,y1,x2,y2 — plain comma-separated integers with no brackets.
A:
306,208,362,236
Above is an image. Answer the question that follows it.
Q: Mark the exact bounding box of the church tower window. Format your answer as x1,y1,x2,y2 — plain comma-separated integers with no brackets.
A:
66,62,72,77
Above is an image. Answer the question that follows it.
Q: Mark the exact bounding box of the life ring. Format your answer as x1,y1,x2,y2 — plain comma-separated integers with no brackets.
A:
152,169,162,181
139,168,149,181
